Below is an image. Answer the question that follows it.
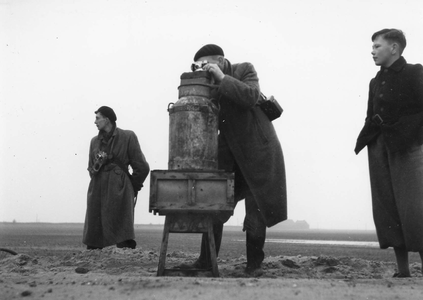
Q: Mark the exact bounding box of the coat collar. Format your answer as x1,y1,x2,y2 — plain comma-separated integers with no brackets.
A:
98,125,117,143
223,59,233,76
382,56,406,73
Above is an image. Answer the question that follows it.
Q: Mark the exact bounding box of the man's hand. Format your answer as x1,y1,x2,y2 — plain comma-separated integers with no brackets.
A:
203,63,225,82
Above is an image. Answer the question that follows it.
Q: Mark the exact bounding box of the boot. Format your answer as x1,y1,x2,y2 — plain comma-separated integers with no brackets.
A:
116,239,136,249
176,222,223,269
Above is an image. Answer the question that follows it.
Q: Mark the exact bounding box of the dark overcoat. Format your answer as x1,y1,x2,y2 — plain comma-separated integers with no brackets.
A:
355,57,423,154
83,127,149,248
214,59,287,227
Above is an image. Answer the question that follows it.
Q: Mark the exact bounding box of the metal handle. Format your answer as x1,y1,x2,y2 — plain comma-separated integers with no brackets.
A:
167,102,174,112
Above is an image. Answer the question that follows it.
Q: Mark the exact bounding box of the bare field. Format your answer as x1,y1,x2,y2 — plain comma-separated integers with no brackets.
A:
1,222,421,263
1,223,423,300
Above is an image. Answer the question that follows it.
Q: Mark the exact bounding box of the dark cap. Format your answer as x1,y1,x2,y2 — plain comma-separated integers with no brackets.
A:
193,44,224,61
95,106,117,123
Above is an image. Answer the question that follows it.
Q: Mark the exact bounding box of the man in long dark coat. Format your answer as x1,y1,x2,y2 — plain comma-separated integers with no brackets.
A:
83,106,150,250
355,29,423,277
187,44,287,274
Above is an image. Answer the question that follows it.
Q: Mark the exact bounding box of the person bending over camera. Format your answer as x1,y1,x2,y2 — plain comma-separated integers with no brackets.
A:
182,44,287,275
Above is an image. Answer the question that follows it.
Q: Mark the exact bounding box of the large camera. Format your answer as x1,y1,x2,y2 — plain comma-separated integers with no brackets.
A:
191,60,208,72
92,151,108,173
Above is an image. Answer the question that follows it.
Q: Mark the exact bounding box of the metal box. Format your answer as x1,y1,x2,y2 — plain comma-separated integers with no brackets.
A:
149,170,235,215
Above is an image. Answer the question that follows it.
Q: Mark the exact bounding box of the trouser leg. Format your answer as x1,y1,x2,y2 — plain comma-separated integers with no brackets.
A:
393,247,411,276
244,193,266,269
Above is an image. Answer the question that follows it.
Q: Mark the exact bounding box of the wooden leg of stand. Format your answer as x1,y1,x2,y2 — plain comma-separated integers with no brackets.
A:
157,217,170,276
207,220,219,277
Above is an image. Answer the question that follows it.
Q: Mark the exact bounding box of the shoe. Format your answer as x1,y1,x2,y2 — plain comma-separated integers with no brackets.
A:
116,239,136,249
86,246,102,250
245,265,264,277
392,272,411,278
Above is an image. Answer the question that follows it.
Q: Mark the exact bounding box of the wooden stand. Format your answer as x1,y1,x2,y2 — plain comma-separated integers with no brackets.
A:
150,170,234,277
157,213,219,277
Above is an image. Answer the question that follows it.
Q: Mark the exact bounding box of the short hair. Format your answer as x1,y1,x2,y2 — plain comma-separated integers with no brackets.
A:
372,29,407,54
95,106,117,124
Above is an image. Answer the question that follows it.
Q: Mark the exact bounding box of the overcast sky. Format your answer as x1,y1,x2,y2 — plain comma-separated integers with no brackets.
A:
1,0,423,230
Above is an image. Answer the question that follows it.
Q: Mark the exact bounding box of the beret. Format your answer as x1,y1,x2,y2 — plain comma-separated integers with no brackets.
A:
193,44,224,61
95,106,117,123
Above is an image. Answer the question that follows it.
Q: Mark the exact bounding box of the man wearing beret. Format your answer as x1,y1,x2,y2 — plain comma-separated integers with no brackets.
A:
186,44,287,275
83,106,150,250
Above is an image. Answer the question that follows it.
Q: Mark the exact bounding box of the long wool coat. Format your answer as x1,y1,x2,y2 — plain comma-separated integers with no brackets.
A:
83,127,149,248
215,60,287,227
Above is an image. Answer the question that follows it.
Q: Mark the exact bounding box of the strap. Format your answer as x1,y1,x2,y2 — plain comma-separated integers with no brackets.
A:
110,157,132,180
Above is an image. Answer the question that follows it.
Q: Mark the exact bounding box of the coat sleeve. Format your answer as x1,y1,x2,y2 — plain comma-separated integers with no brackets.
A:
127,132,150,191
87,137,96,178
218,62,260,109
354,79,380,154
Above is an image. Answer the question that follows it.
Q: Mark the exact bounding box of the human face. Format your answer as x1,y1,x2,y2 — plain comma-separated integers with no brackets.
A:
198,55,224,70
94,113,108,131
371,36,397,68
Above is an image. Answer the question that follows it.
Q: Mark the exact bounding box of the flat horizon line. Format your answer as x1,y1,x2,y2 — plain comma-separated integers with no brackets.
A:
0,221,376,232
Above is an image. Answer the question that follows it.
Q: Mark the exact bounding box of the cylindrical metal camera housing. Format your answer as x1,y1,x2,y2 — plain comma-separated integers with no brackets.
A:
168,71,219,170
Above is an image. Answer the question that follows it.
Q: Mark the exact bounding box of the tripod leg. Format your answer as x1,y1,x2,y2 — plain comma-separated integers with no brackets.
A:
207,219,219,277
157,217,170,276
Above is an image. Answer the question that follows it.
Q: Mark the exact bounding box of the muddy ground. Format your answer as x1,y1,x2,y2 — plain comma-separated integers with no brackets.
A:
1,245,423,300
